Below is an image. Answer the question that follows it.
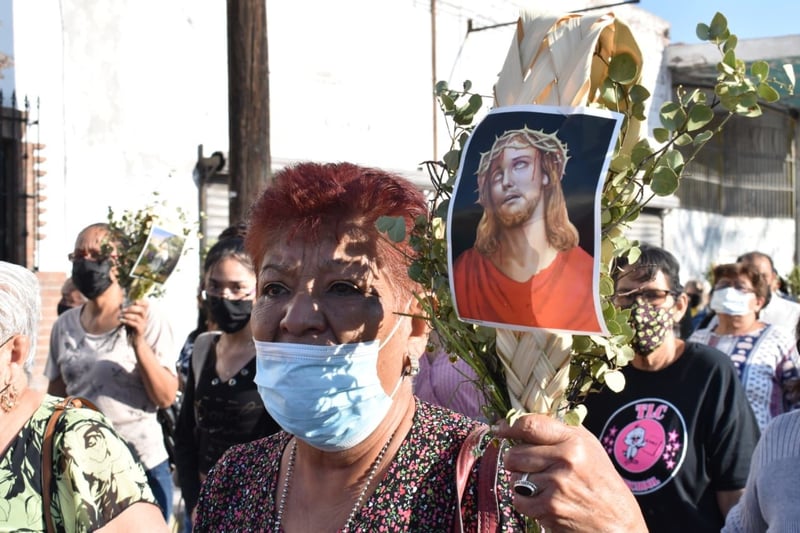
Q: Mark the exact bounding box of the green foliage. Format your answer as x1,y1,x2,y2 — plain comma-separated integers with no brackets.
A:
379,12,792,423
104,193,194,301
785,264,800,298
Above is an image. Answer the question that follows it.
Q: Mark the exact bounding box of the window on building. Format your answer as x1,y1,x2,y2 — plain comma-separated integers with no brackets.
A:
677,107,795,218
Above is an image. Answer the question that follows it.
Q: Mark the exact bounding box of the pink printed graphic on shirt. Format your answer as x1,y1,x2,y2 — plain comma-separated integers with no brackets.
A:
599,398,687,495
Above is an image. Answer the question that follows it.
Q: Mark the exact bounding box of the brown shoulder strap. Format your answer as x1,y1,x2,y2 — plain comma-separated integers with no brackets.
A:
42,396,101,533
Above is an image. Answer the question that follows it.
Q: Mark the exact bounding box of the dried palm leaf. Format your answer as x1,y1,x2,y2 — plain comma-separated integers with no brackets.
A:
492,9,643,418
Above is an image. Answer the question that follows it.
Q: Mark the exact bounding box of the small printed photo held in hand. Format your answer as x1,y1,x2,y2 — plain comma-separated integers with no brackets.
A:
131,226,186,286
448,104,621,335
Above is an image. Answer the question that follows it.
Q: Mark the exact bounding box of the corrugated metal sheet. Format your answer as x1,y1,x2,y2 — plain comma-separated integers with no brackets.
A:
204,182,230,244
677,108,795,218
626,209,664,248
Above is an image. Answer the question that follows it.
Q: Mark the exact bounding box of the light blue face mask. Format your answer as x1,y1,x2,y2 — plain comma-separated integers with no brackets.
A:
253,315,408,452
710,286,754,316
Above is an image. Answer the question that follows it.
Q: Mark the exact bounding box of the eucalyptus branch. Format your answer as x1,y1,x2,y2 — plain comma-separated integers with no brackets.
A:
377,10,793,426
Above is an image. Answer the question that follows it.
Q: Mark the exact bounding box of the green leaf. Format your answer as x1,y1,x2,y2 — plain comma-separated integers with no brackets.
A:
722,34,738,54
663,148,685,170
659,101,686,130
376,216,406,242
674,133,693,146
695,23,710,41
629,84,650,104
608,53,638,84
443,150,461,172
722,49,737,71
687,104,714,131
651,166,679,196
435,80,449,95
610,153,631,173
440,93,455,112
600,78,619,104
693,130,714,145
631,139,653,165
627,246,641,264
740,92,758,108
603,370,626,392
467,93,483,113
751,60,769,82
653,127,670,143
606,320,622,335
572,335,592,353
407,261,424,283
757,83,780,103
599,275,615,297
709,12,728,39
453,108,475,126
563,405,587,426
631,102,647,121
462,80,472,92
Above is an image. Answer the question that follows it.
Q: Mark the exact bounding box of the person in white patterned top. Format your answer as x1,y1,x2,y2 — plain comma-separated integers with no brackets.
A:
689,262,800,430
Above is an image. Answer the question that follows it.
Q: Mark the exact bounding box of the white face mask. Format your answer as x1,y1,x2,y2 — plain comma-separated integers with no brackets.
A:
253,313,408,452
710,287,754,316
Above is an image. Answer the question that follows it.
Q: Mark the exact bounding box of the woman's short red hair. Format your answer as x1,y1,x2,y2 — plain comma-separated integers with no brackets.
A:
245,162,428,294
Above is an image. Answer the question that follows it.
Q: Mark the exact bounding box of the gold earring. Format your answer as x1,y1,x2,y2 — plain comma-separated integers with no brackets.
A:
0,382,18,413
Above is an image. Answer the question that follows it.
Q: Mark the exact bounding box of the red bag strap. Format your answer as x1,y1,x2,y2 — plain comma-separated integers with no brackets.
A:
454,424,500,532
42,396,101,533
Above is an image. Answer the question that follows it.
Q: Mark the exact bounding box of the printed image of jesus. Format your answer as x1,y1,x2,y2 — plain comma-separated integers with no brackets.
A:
449,106,620,334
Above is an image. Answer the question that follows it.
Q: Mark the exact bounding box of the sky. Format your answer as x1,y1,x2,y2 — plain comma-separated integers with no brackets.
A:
640,0,800,43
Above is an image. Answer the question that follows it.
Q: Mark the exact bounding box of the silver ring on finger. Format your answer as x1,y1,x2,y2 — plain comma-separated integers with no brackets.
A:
513,472,541,497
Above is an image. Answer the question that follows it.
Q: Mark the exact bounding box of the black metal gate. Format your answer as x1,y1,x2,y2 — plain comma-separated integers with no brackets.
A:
0,91,43,268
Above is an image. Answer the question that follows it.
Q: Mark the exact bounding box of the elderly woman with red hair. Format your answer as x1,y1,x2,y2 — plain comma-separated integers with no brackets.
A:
690,262,800,430
192,162,646,532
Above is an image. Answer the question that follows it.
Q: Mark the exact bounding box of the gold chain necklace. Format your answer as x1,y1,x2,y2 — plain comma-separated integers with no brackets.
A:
273,434,395,532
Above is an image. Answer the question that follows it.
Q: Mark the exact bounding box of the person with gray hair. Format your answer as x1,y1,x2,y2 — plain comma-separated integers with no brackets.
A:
0,261,168,531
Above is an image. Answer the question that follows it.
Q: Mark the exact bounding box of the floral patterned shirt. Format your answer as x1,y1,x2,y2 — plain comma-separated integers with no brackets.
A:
195,400,525,532
0,395,156,532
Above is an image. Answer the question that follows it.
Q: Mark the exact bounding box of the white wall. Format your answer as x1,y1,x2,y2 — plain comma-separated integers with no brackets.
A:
10,0,230,340
664,208,796,281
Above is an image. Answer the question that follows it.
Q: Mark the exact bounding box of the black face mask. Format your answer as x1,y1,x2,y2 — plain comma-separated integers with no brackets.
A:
57,301,73,315
71,259,113,300
206,295,252,333
688,293,701,308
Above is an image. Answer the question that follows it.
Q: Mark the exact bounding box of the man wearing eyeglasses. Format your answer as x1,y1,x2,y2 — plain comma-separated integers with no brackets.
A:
737,251,800,332
582,244,760,533
45,222,178,522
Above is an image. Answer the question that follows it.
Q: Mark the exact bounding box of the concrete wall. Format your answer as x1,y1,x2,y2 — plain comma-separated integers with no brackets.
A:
664,208,796,282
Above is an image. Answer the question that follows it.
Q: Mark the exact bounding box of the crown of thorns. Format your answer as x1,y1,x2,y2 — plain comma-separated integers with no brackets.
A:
476,126,569,185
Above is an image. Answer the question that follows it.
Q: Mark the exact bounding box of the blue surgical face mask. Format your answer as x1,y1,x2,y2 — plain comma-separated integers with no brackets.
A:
710,287,754,316
253,314,408,452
